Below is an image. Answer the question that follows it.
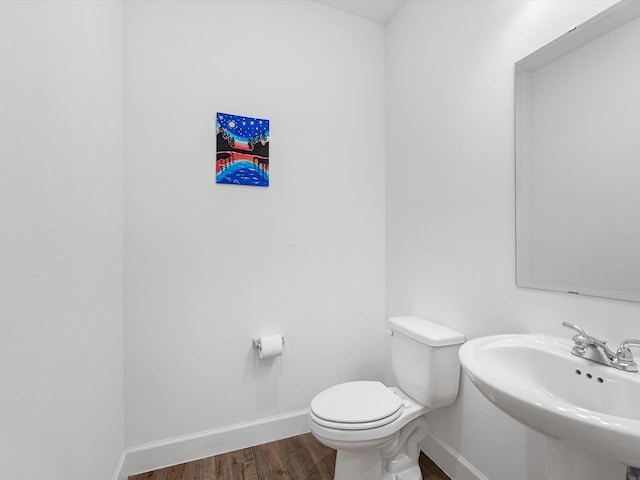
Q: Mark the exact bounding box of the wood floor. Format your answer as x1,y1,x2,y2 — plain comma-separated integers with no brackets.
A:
129,433,450,480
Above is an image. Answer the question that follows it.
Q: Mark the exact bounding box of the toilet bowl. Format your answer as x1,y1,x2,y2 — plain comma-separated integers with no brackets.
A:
309,382,429,480
308,316,465,480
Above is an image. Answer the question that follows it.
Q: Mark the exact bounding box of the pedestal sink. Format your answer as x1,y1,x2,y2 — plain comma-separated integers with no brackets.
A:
459,334,640,480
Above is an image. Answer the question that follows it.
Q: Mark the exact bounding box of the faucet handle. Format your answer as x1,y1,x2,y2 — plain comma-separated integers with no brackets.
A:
561,322,614,356
562,321,587,336
614,339,640,372
562,321,591,354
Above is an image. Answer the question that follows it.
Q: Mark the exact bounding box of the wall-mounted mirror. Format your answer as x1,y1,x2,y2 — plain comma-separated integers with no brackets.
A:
515,0,640,302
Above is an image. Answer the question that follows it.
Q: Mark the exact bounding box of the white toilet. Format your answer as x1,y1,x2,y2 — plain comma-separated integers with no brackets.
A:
308,316,465,480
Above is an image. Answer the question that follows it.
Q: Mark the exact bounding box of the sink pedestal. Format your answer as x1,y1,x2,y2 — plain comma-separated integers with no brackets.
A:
546,438,626,480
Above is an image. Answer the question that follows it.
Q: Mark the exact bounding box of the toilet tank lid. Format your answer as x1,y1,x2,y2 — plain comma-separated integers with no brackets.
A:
389,316,465,346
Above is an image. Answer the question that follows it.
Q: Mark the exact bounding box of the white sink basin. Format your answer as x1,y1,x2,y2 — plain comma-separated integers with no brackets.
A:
459,333,640,467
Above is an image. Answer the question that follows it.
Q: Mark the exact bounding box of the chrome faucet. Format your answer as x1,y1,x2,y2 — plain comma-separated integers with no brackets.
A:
562,322,640,372
562,322,616,366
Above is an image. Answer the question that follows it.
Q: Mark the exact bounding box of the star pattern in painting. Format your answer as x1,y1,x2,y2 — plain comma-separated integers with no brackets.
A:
217,112,269,141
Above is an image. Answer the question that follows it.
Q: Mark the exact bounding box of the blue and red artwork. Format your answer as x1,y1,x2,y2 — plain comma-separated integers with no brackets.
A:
216,112,270,187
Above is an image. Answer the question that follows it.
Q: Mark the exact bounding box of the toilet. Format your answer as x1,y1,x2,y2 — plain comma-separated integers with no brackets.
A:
308,316,465,480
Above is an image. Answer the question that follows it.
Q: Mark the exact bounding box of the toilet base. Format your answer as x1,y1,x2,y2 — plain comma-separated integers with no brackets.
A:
382,464,422,480
334,448,384,480
322,416,429,480
383,453,422,480
333,449,423,480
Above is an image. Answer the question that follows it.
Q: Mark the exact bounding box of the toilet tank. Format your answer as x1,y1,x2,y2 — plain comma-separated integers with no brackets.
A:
388,316,465,408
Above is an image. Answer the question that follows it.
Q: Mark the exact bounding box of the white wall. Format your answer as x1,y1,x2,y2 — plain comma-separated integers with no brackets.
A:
0,2,124,479
386,1,640,479
124,0,386,449
6,1,637,477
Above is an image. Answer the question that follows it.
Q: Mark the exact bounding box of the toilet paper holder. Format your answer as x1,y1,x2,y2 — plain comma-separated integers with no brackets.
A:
252,336,285,350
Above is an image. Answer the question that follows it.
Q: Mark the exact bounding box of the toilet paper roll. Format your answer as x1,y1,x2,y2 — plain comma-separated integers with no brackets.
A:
258,334,283,360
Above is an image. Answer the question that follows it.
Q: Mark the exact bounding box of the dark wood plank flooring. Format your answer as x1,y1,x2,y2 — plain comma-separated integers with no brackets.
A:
129,433,450,480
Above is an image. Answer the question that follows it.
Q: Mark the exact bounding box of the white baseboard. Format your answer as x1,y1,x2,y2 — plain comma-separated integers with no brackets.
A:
112,411,483,480
113,409,310,479
423,432,488,480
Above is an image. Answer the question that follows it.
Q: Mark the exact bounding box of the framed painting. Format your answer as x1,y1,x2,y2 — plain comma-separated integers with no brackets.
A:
216,112,270,187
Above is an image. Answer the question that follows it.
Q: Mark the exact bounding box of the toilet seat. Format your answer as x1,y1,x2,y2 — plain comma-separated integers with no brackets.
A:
310,381,403,430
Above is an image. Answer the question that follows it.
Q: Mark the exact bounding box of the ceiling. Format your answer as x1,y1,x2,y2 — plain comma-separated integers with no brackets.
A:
310,0,406,24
